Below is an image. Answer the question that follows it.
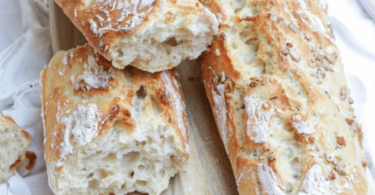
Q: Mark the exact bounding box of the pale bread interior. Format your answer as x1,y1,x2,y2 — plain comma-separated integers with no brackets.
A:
0,121,30,183
110,9,217,72
53,86,187,195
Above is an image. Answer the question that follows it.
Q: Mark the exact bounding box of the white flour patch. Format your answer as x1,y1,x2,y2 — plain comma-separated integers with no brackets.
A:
161,71,189,154
73,55,114,91
300,164,329,195
293,120,315,134
244,95,273,143
258,163,285,195
56,104,101,167
87,0,155,36
212,84,228,149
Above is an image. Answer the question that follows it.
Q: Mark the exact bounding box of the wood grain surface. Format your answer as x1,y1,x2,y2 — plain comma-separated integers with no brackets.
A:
49,0,238,194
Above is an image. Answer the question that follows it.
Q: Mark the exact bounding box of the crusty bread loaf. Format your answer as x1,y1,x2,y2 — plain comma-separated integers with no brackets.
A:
41,44,189,195
54,0,219,72
199,0,368,194
0,113,35,183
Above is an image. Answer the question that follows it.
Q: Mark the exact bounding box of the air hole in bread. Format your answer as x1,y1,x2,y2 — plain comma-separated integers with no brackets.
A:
87,173,94,178
104,153,117,162
159,169,166,178
164,37,179,47
98,169,114,179
123,66,134,80
89,179,99,189
146,137,153,145
136,180,147,187
117,49,124,58
122,151,141,165
130,171,135,178
136,86,147,99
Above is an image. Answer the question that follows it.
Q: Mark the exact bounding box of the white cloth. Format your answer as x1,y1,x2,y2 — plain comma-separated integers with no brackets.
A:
359,0,375,21
0,0,373,194
0,0,53,194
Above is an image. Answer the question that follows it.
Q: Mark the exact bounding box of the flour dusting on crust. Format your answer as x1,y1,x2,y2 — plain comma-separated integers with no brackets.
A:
161,71,189,154
73,55,114,91
244,95,274,143
212,84,228,148
295,0,329,37
57,104,101,167
258,163,285,195
293,120,315,135
87,0,155,37
300,164,329,195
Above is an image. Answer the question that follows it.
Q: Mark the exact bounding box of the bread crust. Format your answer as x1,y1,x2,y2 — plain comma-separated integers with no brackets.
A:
199,0,368,194
41,44,189,194
55,0,218,71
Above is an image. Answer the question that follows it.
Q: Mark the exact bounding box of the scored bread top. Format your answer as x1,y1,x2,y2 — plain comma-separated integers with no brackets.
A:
199,0,367,194
55,0,219,71
40,44,189,189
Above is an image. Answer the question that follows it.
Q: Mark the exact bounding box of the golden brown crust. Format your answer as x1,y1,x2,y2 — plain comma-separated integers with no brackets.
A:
25,151,37,171
41,44,189,189
199,0,367,194
9,154,25,171
55,0,158,59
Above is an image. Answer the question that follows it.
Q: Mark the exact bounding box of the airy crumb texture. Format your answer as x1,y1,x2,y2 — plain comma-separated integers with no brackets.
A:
55,0,219,72
41,45,189,195
0,113,32,184
199,0,368,194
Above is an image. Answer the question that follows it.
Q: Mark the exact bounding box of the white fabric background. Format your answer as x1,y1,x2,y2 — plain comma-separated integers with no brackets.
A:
0,0,373,194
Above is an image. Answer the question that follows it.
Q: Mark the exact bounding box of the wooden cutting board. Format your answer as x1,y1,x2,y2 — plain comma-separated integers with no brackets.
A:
49,1,238,194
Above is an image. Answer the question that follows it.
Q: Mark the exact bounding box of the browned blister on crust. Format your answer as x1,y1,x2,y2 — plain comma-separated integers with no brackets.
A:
199,0,367,194
55,0,219,72
41,44,189,195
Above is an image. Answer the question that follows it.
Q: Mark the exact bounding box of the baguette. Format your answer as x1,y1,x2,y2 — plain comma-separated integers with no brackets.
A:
0,113,35,183
199,0,368,194
54,0,219,72
41,44,189,195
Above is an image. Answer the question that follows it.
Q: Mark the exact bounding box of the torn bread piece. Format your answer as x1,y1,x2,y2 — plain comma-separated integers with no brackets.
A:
41,44,189,195
0,113,35,183
55,0,219,72
199,0,368,194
